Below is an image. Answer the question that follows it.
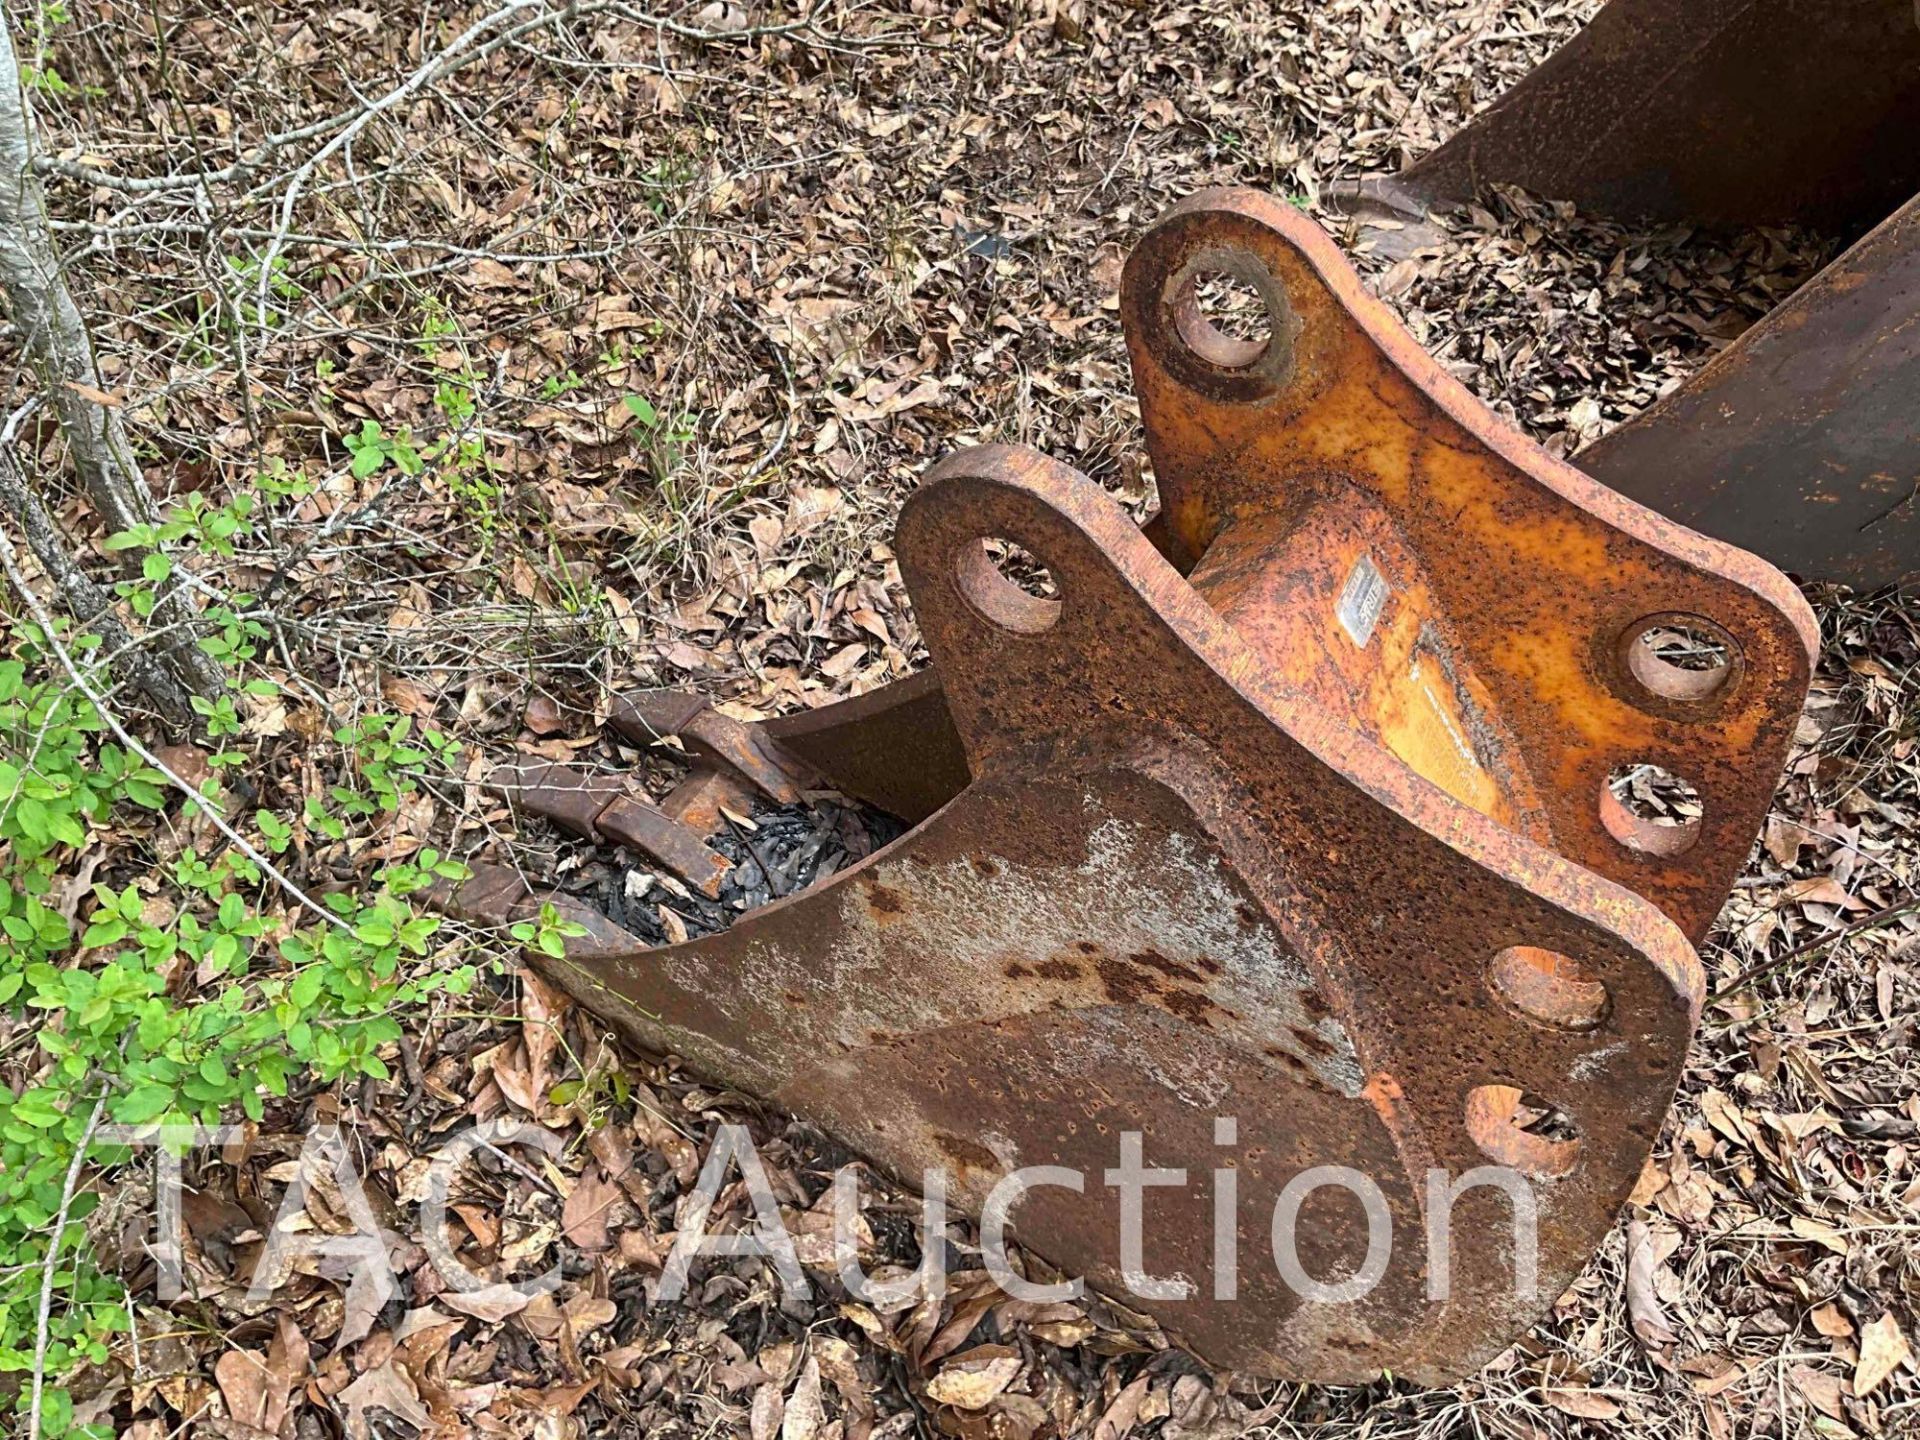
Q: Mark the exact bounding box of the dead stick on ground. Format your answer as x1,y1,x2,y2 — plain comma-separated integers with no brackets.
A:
26,1091,104,1440
1718,895,1920,997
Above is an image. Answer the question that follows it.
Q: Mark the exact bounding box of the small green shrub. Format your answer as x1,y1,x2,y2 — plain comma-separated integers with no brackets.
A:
0,485,495,1437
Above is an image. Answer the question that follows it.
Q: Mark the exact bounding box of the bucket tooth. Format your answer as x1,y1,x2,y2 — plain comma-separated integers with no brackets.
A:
493,760,731,896
659,767,757,836
610,689,811,805
446,190,1816,1386
493,760,624,841
593,793,733,897
428,857,532,929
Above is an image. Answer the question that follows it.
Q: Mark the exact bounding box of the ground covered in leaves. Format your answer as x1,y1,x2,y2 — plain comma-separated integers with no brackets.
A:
11,0,1918,1435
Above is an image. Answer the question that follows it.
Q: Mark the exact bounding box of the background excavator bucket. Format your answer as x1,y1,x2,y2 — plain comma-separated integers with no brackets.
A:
437,191,1816,1386
1341,0,1920,590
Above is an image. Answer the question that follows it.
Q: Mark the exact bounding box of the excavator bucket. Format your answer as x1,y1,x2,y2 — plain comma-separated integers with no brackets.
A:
1341,0,1920,590
437,191,1815,1384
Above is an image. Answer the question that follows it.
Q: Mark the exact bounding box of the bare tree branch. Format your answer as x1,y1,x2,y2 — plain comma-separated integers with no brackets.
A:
0,403,191,718
0,14,222,705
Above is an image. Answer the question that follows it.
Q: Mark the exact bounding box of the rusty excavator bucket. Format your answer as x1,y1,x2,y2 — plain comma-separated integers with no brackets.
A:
1340,0,1920,591
437,191,1817,1384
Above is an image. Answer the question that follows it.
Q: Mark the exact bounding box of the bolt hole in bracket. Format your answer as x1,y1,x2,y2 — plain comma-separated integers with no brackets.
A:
955,536,1060,634
437,190,1815,1387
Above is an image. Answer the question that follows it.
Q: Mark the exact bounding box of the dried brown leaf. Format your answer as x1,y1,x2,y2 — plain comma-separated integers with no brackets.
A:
1541,1387,1622,1420
751,1382,786,1440
214,1349,270,1429
1790,1363,1849,1420
1625,1220,1678,1350
924,1345,1022,1411
337,1360,430,1440
1855,1312,1911,1397
783,1355,825,1440
439,1282,535,1323
563,1167,621,1251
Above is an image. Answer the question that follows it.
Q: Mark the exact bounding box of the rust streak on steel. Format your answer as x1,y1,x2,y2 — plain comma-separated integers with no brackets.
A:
1580,194,1920,590
450,190,1814,1385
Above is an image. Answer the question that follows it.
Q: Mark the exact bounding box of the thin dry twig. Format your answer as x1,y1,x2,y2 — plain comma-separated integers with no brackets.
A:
26,1091,104,1440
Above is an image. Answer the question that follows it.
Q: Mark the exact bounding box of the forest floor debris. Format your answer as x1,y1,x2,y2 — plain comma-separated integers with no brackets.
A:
5,0,1915,1435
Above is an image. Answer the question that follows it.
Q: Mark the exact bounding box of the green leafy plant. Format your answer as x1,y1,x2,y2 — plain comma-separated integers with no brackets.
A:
20,0,78,94
623,393,697,480
430,372,502,550
0,481,518,1436
343,419,425,479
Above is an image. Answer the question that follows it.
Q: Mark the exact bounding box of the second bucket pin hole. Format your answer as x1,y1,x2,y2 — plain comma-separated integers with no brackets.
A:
1488,946,1610,1031
955,537,1060,636
1626,618,1734,702
1465,1084,1583,1180
1194,269,1270,343
985,537,1056,600
1178,261,1274,370
1602,763,1704,857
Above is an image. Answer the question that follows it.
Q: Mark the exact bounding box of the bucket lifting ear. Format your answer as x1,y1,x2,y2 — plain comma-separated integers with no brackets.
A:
434,189,1813,1386
1118,188,1814,945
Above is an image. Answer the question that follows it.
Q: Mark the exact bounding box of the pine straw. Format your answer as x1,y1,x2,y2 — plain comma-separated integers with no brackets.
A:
19,0,1918,1435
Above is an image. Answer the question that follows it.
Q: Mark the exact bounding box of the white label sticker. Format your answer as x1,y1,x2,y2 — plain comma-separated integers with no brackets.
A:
1335,555,1390,648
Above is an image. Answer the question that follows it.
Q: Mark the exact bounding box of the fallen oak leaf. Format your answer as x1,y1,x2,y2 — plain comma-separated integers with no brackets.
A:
63,379,123,407
836,1302,902,1353
337,1360,430,1440
988,1393,1053,1440
523,694,567,735
783,485,843,538
1811,1302,1854,1338
214,1348,270,1429
439,1281,535,1323
1781,874,1859,911
1687,1356,1748,1398
528,1377,599,1417
1790,1363,1849,1421
751,1381,785,1440
1791,1215,1850,1256
1855,1311,1912,1398
925,1344,1022,1411
812,1335,868,1414
562,1166,623,1251
1031,1316,1096,1346
263,1313,309,1433
1541,1387,1623,1420
519,1290,618,1341
519,966,569,1105
394,1306,467,1367
1092,1374,1150,1440
783,1355,824,1440
1699,1088,1753,1149
1625,1219,1679,1350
